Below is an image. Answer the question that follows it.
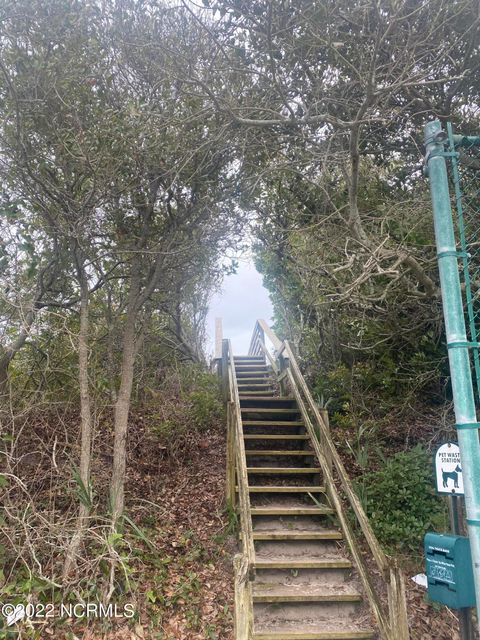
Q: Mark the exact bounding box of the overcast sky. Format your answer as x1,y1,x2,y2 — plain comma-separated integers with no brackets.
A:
206,259,274,356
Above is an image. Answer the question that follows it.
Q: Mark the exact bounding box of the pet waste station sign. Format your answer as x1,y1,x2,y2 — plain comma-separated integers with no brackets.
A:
435,442,464,495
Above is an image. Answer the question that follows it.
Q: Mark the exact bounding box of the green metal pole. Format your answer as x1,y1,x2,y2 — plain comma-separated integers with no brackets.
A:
451,134,480,147
450,495,474,639
425,119,480,630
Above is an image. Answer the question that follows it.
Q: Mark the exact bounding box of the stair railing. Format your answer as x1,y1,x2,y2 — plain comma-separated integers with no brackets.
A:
248,321,410,640
223,338,255,639
249,319,282,358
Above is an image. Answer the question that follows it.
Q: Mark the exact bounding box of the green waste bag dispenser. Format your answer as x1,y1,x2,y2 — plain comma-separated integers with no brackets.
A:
425,532,476,609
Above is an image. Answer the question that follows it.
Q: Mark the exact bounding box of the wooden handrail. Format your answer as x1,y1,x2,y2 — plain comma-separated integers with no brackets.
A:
226,340,256,577
248,319,282,356
248,321,263,356
246,321,410,640
285,366,391,638
258,319,282,351
256,335,279,375
283,341,390,575
225,338,255,639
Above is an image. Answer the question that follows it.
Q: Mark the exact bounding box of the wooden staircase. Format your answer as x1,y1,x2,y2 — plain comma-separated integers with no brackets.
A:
217,321,409,640
233,355,376,640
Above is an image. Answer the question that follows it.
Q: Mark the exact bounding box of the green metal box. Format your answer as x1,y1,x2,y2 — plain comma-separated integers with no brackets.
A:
424,532,475,608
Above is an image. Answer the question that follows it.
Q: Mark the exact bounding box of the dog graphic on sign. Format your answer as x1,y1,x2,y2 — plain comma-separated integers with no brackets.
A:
442,465,462,489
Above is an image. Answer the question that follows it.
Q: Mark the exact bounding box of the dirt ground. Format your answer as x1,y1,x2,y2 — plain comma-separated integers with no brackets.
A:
1,408,235,640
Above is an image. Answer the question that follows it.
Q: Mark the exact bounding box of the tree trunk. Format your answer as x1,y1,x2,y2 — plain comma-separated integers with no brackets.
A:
105,288,118,403
110,268,141,529
63,259,93,579
0,352,12,398
0,309,35,401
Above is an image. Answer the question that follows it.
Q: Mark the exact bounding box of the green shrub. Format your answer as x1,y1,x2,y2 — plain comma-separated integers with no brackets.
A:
188,389,222,430
313,364,352,416
361,445,445,551
147,365,223,452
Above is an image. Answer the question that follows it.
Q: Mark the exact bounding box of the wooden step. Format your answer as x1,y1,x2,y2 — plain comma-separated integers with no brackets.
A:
238,385,274,389
243,421,304,427
244,434,309,440
241,408,300,414
249,530,342,541
238,383,273,387
245,450,314,456
253,585,362,604
253,632,375,640
255,559,352,570
240,396,295,402
242,486,325,493
240,392,276,396
251,506,333,516
236,369,269,374
247,467,321,474
235,363,269,368
237,374,270,378
253,593,362,603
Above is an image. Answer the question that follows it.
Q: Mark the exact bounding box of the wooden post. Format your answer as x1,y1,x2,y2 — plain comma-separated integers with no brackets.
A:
221,339,229,402
215,317,223,379
319,407,332,477
387,565,410,640
278,353,287,396
215,318,223,359
258,325,265,355
234,554,254,640
226,401,236,507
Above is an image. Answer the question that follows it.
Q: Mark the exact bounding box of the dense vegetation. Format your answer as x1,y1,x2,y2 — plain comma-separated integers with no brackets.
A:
0,0,479,637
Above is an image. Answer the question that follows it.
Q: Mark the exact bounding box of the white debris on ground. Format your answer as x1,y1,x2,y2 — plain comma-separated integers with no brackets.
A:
412,573,428,588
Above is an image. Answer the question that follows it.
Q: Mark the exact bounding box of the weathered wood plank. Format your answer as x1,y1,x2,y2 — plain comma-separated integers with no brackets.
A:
242,485,325,493
319,407,332,476
239,396,295,402
242,420,304,426
255,559,352,570
253,593,362,603
251,506,333,516
387,565,409,640
247,467,321,474
243,434,309,440
247,530,342,541
240,408,299,414
234,554,254,640
244,450,314,456
226,402,236,507
227,341,256,579
257,318,283,351
221,339,229,402
254,334,279,374
215,317,223,359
